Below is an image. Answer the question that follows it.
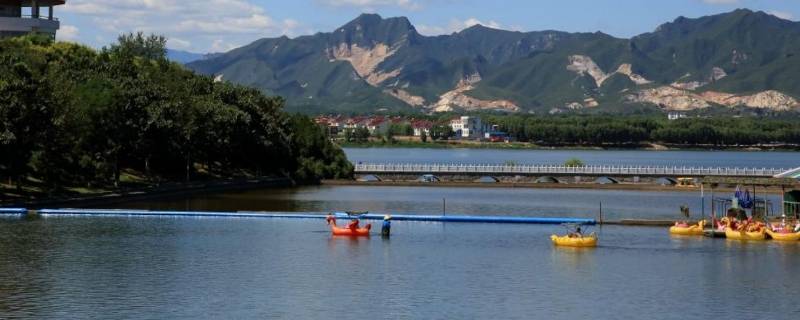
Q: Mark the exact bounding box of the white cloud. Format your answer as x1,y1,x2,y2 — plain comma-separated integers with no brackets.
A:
767,10,795,21
417,17,503,36
210,39,239,52
701,0,739,4
63,0,305,52
57,25,80,42
168,38,192,50
318,0,421,10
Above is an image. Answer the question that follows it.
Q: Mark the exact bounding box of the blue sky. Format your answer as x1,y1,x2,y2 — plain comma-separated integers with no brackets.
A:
57,0,799,53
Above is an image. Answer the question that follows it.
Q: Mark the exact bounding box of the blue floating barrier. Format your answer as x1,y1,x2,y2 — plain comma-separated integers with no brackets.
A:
36,209,595,225
0,208,27,215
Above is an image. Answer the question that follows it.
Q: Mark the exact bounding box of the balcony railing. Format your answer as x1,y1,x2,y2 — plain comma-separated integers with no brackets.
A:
18,15,59,21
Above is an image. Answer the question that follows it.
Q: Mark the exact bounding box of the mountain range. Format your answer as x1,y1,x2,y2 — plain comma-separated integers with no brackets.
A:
188,9,800,114
167,49,223,64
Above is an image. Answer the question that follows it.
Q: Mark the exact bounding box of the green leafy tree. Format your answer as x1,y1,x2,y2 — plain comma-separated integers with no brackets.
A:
564,158,585,167
107,32,167,61
430,125,454,140
0,33,353,194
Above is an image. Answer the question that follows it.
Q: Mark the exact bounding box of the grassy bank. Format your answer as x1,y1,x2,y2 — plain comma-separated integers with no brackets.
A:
1,170,292,209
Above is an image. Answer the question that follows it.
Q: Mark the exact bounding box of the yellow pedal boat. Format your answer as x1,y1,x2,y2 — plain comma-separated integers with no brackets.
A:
669,220,706,236
724,228,766,241
766,229,800,241
551,234,597,247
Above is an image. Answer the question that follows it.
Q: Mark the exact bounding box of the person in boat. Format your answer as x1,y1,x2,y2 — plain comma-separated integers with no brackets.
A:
794,221,800,233
569,226,583,238
382,215,392,237
348,218,360,231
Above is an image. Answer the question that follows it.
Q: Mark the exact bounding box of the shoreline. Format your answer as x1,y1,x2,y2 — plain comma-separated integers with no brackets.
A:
339,141,800,152
1,177,293,209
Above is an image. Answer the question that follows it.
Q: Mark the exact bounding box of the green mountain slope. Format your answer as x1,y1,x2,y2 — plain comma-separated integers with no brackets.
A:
188,10,800,114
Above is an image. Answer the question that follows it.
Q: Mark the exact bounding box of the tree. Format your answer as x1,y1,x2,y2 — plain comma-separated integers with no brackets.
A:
107,32,167,61
430,125,453,140
420,130,428,143
354,127,370,143
564,158,585,167
343,128,354,142
0,33,353,194
0,61,58,189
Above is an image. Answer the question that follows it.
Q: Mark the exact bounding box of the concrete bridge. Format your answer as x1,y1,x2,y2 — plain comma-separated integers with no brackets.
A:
354,163,791,184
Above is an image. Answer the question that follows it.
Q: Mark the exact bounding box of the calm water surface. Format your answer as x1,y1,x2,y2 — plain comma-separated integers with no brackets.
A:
1,216,798,319
112,185,783,221
345,148,800,168
2,148,797,318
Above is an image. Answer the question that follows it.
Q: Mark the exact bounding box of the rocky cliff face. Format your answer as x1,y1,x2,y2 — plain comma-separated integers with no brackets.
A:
430,74,519,112
628,87,799,111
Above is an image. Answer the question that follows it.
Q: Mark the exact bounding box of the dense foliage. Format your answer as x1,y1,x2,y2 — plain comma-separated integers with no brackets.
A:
485,115,800,146
0,34,351,191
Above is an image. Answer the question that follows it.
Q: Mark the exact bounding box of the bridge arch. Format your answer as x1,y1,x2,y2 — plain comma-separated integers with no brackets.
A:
655,177,677,186
476,176,499,183
595,177,619,184
535,176,561,184
418,174,440,182
357,174,382,182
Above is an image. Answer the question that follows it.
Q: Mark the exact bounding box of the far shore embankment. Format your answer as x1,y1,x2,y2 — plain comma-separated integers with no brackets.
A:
322,180,788,194
339,140,800,152
1,177,293,210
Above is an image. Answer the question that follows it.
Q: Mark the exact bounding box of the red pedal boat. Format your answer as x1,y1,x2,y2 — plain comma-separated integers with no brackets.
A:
326,215,371,236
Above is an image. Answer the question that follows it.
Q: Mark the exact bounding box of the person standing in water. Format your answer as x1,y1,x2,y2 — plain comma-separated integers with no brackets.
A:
382,215,392,237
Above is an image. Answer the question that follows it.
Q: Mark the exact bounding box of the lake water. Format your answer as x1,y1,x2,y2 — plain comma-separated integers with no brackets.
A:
1,215,798,319
110,185,783,221
344,148,800,169
2,148,797,319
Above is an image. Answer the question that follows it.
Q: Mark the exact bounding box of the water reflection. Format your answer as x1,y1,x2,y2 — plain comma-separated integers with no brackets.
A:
1,216,798,319
110,185,781,221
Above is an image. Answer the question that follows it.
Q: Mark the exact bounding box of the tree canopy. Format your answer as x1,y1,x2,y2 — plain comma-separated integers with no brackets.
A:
0,34,352,192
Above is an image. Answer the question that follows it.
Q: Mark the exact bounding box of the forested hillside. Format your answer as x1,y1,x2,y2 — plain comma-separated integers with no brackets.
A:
0,33,352,194
189,9,800,114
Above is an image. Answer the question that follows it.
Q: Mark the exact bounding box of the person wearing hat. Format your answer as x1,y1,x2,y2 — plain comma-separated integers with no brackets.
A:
381,215,392,237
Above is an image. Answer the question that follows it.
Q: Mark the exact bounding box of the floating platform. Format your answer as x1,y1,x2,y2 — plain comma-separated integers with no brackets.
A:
25,209,596,225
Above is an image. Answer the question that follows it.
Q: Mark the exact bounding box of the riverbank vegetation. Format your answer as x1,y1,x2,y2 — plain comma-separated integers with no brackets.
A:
486,115,800,147
336,114,800,149
0,34,351,200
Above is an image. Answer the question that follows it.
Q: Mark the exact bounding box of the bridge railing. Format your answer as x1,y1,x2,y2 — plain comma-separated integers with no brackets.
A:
354,163,786,177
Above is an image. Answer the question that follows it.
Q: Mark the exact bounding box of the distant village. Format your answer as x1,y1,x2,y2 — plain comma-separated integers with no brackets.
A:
314,115,510,142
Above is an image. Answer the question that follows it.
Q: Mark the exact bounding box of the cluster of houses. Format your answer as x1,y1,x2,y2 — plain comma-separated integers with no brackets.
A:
313,115,509,141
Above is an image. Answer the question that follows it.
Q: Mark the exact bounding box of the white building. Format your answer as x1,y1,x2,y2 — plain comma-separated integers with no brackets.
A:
667,112,687,121
0,0,63,38
450,116,485,139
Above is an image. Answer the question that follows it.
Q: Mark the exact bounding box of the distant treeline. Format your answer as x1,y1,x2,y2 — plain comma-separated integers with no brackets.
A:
484,115,800,146
0,34,351,191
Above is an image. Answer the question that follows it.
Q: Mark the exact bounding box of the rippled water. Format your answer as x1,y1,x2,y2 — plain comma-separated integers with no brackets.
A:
345,148,800,168
111,185,783,221
1,216,798,319
2,148,796,318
